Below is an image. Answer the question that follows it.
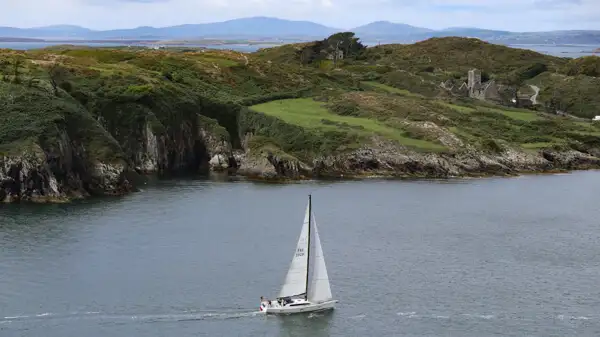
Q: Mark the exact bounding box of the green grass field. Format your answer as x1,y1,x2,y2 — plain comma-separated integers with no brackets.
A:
438,102,475,113
483,107,542,122
361,81,422,97
439,102,542,121
250,98,447,151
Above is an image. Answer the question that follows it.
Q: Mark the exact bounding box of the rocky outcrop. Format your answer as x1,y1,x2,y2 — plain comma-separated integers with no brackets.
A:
87,161,133,196
0,144,68,203
229,135,600,180
133,122,166,174
0,130,135,203
234,150,311,180
199,120,235,173
0,109,239,203
0,152,133,204
129,116,237,175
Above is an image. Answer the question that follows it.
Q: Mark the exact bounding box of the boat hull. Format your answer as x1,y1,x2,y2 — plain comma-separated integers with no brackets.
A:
260,300,337,315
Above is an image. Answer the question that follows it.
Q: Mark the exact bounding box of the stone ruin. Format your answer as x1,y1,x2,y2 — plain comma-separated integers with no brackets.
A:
440,68,502,102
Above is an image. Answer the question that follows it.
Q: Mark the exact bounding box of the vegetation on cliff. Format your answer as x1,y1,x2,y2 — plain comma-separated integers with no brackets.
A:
1,35,600,201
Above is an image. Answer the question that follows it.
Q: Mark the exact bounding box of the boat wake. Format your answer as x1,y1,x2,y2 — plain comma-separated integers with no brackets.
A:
0,309,262,326
2,309,595,326
396,311,595,322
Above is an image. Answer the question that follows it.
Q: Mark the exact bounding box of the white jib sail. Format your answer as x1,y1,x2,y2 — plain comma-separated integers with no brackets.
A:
278,201,310,298
307,212,333,303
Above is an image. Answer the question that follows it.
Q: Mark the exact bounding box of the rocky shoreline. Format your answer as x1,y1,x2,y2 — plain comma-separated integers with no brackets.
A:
233,146,600,181
3,126,600,204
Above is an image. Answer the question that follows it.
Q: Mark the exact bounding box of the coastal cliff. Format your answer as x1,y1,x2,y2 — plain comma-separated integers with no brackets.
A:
1,35,600,202
0,124,134,203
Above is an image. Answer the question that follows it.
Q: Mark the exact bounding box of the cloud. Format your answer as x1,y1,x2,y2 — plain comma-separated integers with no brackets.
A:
1,0,599,31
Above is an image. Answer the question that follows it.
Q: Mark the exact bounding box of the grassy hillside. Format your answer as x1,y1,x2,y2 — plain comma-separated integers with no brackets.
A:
258,37,599,117
527,72,600,119
357,37,567,75
1,35,600,194
246,86,600,160
0,46,356,158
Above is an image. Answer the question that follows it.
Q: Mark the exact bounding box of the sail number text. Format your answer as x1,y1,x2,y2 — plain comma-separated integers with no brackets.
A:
295,248,305,257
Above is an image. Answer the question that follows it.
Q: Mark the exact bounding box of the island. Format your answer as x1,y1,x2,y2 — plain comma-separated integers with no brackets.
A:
2,33,600,203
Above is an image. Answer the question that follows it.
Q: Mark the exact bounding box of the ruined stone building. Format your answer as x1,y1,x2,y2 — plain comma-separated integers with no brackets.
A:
440,68,540,108
467,69,501,101
439,79,468,96
440,68,501,102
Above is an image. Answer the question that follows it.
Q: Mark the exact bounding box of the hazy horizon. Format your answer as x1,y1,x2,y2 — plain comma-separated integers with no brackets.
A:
4,0,599,32
7,17,600,34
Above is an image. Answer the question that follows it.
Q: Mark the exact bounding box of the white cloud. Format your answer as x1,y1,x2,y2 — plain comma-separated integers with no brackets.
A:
1,0,599,31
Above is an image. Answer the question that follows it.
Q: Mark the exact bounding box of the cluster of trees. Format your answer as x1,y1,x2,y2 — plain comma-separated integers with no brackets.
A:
0,55,71,96
297,32,366,66
0,55,25,83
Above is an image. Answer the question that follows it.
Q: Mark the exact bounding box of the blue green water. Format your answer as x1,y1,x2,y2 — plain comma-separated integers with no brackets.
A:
1,172,600,336
1,41,598,58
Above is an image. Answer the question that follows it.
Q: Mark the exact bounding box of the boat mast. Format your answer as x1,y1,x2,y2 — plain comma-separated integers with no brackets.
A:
305,194,312,301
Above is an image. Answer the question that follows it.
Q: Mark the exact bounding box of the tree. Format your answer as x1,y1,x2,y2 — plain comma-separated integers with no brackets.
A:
11,55,25,84
46,62,70,96
325,32,365,57
0,59,9,82
324,32,366,67
299,46,316,65
296,32,366,67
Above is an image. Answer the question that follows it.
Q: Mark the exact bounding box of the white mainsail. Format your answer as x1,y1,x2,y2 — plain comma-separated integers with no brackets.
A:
306,212,333,303
278,201,310,298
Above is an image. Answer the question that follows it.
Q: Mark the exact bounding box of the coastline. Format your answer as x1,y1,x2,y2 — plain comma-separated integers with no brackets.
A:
2,162,598,205
2,38,600,204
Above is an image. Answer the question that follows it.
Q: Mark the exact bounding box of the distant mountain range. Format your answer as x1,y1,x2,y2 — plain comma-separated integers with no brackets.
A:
1,17,600,45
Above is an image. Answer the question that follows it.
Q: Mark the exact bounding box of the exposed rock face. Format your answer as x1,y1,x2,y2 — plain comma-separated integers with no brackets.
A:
234,151,278,179
0,138,134,203
231,133,308,180
0,144,67,203
199,123,235,173
5,107,600,203
129,117,237,175
235,151,311,180
88,162,132,196
230,135,600,181
133,123,165,174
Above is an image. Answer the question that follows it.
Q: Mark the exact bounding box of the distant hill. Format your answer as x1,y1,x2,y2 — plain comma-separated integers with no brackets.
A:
0,25,93,39
1,17,600,44
357,25,600,44
0,17,339,40
352,21,433,38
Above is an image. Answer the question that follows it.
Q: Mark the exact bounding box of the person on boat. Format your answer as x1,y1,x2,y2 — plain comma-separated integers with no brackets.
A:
261,296,271,306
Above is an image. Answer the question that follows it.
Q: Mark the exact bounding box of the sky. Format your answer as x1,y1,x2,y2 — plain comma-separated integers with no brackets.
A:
2,0,600,31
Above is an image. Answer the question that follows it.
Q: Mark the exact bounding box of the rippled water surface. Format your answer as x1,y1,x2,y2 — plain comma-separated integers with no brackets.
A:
1,172,600,336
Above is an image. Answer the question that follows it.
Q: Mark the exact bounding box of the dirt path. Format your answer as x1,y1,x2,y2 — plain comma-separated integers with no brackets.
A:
529,85,540,105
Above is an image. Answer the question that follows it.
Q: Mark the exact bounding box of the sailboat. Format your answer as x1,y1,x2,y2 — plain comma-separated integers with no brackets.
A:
259,195,338,314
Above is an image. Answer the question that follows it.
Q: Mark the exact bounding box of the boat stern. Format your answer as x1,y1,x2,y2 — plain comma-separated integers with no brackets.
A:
259,301,268,313
260,300,277,313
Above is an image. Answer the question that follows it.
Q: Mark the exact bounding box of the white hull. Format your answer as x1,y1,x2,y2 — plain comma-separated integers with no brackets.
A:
260,299,337,315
